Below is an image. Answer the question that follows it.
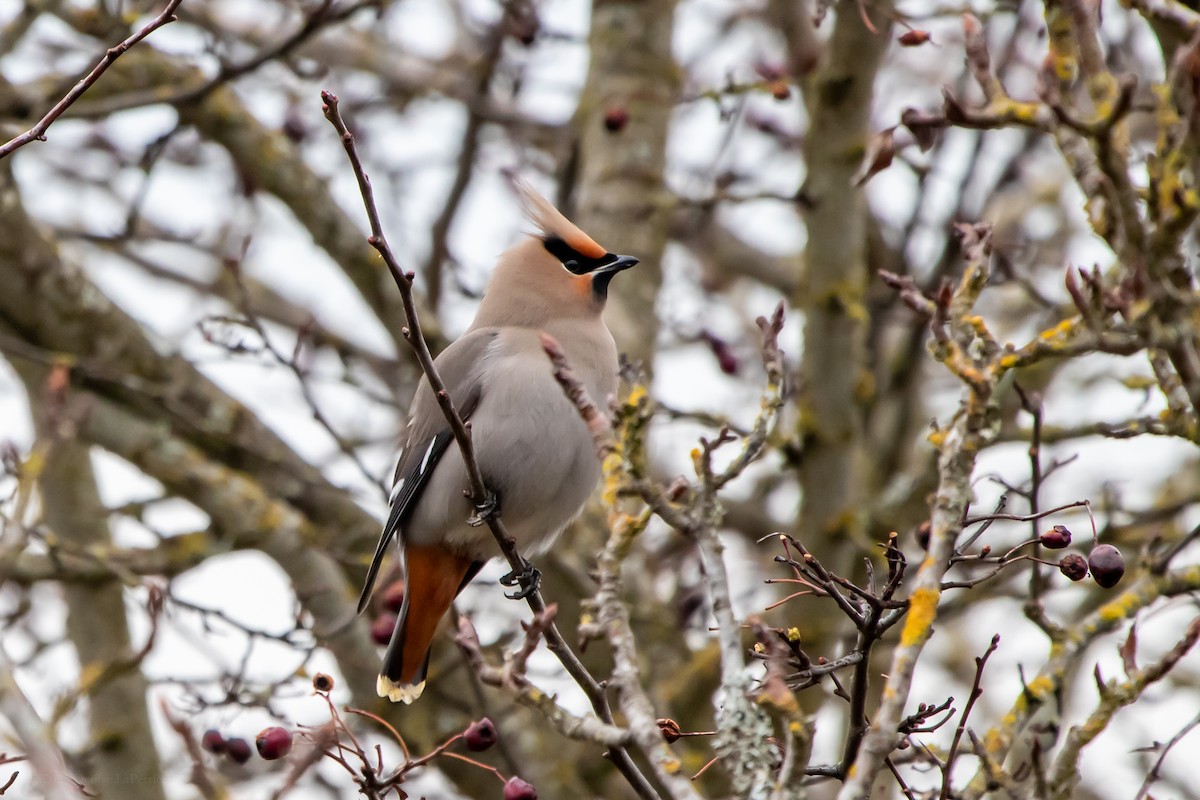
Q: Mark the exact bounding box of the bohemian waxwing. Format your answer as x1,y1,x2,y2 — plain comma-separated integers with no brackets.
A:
359,178,638,703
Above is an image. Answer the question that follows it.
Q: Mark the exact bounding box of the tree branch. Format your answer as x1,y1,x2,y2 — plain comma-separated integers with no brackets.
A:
0,0,182,159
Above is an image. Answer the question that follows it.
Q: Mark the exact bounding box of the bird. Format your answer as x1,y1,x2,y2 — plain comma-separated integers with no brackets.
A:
359,178,638,704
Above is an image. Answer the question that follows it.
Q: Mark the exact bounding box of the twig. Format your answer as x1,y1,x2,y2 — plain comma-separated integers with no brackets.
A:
1048,616,1200,797
1129,0,1200,32
886,756,918,800
453,617,634,749
1013,384,1047,605
175,1,340,102
839,234,996,800
693,307,789,797
421,7,511,309
272,724,339,800
540,343,702,799
1133,710,1200,800
939,634,1000,799
545,309,789,797
961,500,1090,526
593,518,705,800
539,335,615,457
159,700,222,800
897,698,955,734
784,651,863,686
0,648,81,800
218,257,388,498
0,1,184,159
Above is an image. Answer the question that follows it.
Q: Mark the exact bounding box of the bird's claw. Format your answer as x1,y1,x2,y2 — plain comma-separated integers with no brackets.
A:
467,492,499,527
499,563,541,600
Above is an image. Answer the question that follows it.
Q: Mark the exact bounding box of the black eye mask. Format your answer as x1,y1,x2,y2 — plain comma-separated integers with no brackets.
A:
543,235,620,275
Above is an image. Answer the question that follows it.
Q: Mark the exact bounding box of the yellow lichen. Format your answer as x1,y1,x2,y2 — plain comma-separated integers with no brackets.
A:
78,661,106,694
1023,674,1055,700
1044,8,1079,83
900,587,940,647
1038,319,1075,340
626,384,648,407
1097,591,1139,623
601,455,623,506
982,729,1006,754
991,98,1045,125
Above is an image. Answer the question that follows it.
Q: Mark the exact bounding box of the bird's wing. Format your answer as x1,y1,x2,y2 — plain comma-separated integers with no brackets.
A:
357,329,498,613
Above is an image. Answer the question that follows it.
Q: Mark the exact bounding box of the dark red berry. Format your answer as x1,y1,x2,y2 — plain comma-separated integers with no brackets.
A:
701,331,739,375
898,29,932,46
657,718,682,743
1058,553,1088,582
201,729,226,755
312,673,334,693
1040,525,1072,549
256,727,293,760
516,26,538,46
603,107,628,133
1088,544,1125,588
282,110,307,144
382,580,406,613
464,717,498,752
371,612,397,646
503,777,538,800
225,737,252,764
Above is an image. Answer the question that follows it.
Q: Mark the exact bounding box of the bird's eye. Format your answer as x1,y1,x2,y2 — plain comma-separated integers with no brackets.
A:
564,259,579,272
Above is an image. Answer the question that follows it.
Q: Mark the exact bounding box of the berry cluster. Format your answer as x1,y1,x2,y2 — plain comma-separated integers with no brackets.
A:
1041,525,1126,588
456,717,536,798
201,726,293,763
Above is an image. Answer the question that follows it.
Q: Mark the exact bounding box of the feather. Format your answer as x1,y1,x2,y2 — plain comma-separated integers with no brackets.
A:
377,545,481,703
357,331,494,614
357,430,454,613
510,175,606,259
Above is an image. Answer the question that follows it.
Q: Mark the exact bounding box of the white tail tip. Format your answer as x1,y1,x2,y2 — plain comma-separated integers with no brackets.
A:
377,674,424,704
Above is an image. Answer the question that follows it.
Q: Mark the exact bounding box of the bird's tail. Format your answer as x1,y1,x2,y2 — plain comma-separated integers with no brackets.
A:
378,545,480,704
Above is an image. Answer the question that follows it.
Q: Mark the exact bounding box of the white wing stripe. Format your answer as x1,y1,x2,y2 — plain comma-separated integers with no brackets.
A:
418,439,437,475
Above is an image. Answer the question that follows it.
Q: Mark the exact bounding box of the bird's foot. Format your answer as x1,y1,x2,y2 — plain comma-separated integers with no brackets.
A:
467,492,499,527
499,561,541,600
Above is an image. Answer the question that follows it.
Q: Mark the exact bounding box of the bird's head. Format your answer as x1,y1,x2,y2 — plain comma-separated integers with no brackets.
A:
473,177,638,326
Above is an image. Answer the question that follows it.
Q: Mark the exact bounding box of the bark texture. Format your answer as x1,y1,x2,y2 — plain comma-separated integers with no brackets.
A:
572,0,679,367
796,7,893,569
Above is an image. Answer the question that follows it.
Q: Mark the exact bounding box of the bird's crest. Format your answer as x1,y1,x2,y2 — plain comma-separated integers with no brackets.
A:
509,175,607,259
